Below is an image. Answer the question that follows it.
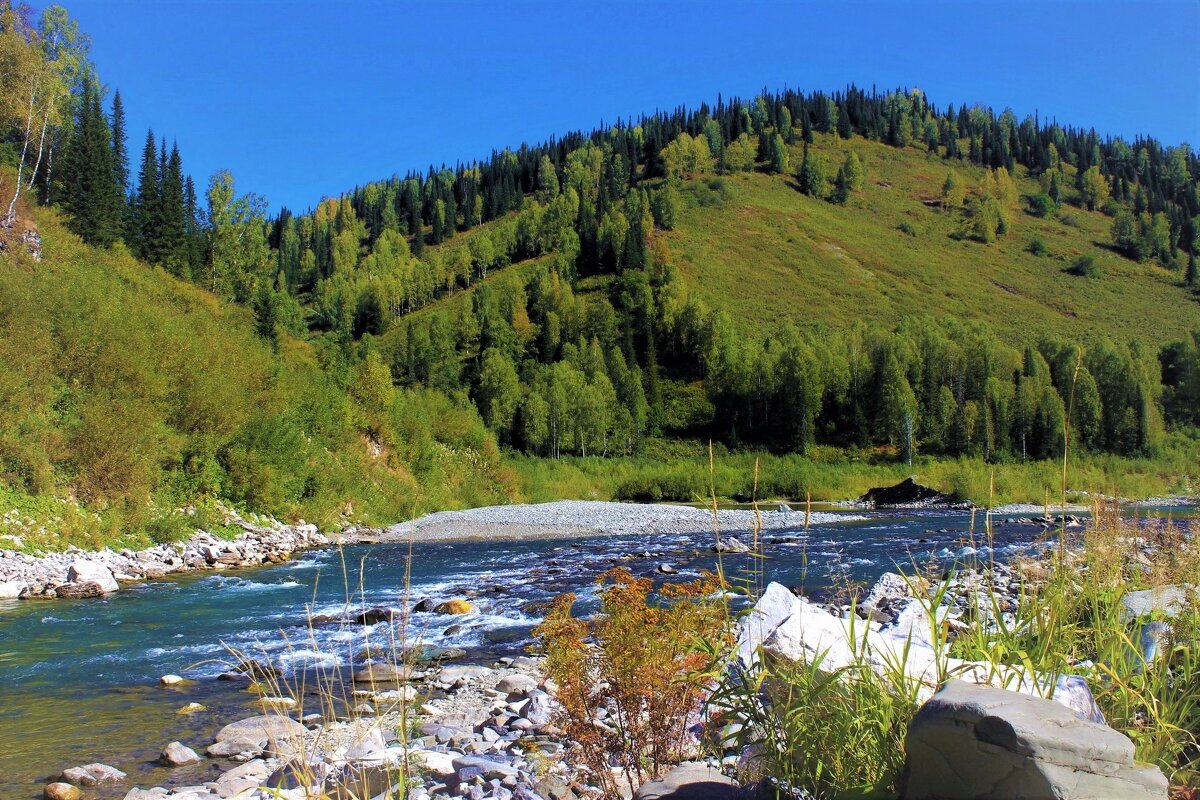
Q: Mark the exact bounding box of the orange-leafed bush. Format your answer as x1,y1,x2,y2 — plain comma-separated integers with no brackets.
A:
536,567,730,798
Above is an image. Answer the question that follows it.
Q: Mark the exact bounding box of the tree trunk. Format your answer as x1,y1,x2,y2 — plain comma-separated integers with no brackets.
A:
27,102,52,191
6,84,37,226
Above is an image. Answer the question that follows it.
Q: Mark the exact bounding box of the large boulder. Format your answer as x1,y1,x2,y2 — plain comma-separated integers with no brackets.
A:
1121,584,1193,621
899,680,1167,800
860,477,952,508
756,582,1100,719
0,580,26,599
66,559,120,593
213,715,305,757
634,763,739,800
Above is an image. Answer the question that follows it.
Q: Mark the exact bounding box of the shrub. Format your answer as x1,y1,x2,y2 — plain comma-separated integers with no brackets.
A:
1068,254,1102,278
537,569,729,798
897,221,918,237
1028,236,1048,256
1028,193,1054,217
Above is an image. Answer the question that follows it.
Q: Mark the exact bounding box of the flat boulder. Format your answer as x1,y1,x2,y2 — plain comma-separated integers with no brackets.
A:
899,680,1168,799
351,662,409,683
213,715,305,757
860,477,952,508
60,763,127,787
495,674,538,696
66,559,120,593
634,763,739,800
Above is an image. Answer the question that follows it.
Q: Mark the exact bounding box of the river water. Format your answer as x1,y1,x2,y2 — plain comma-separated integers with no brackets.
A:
0,505,1191,799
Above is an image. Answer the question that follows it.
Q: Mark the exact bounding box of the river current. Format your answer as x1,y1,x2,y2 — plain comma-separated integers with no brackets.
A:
0,506,1191,798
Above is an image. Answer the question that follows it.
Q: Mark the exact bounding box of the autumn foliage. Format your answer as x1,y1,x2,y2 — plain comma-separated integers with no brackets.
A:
536,568,729,798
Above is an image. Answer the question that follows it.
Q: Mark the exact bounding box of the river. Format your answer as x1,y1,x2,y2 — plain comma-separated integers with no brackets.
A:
0,505,1191,799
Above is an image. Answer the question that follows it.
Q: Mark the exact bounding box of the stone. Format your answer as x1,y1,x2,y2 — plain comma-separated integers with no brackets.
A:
352,662,409,683
495,674,538,696
121,789,167,800
60,763,127,786
434,599,474,615
711,536,750,554
209,758,272,797
657,563,678,574
44,783,81,800
206,739,263,758
735,581,802,666
178,702,207,714
438,665,494,683
634,763,739,800
451,756,517,781
1121,584,1193,622
412,749,457,779
159,673,186,686
899,680,1168,800
213,715,306,757
160,741,201,766
344,726,387,761
0,580,26,599
56,582,104,599
521,690,552,725
66,559,120,593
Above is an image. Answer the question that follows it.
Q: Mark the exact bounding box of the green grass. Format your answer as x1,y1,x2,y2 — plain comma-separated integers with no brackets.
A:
666,135,1196,347
506,436,1198,507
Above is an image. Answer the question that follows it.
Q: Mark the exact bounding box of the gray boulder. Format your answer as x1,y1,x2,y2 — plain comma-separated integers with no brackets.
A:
1121,584,1193,622
66,559,120,593
213,715,305,758
899,680,1167,799
495,674,538,696
160,741,201,767
60,763,127,786
634,763,739,800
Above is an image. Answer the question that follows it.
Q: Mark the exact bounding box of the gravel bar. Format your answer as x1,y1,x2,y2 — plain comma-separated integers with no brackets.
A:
381,500,862,543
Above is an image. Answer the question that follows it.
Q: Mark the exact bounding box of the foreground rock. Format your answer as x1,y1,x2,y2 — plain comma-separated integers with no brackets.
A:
634,763,739,800
60,763,126,786
860,477,956,508
159,741,201,767
742,582,1102,720
899,680,1168,799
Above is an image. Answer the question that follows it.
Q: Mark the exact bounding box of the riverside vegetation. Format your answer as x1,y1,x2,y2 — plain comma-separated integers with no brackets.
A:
3,3,1200,556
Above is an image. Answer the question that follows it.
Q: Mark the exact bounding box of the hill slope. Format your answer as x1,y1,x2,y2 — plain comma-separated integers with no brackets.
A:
0,191,516,552
666,135,1196,345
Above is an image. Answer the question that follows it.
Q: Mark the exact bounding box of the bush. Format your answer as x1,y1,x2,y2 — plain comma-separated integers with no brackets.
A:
1068,254,1102,278
537,569,729,797
1028,193,1054,218
1028,236,1048,256
897,221,918,237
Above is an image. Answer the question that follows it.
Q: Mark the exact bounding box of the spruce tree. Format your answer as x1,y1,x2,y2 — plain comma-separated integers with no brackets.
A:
134,129,160,260
160,142,186,273
62,77,122,247
110,91,129,210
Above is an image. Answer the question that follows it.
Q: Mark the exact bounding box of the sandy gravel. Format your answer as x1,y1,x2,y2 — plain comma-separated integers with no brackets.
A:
380,500,861,543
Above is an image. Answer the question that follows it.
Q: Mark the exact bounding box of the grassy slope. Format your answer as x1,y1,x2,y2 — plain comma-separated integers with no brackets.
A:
668,134,1196,346
0,195,516,551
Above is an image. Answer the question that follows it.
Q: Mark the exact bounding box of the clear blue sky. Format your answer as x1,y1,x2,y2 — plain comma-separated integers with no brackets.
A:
62,0,1199,213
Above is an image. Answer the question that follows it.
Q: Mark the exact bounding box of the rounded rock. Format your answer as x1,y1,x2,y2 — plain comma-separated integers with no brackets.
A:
44,784,80,800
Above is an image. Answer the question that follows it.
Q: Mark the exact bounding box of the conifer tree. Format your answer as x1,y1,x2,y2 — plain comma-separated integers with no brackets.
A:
61,76,121,246
134,129,160,260
110,91,129,200
160,141,186,273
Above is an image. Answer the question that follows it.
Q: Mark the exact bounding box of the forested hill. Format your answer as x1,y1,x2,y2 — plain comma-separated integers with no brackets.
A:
256,87,1199,465
2,1,1199,541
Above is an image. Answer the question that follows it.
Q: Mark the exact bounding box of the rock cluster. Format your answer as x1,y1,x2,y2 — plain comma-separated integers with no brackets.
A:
108,658,600,800
0,510,326,600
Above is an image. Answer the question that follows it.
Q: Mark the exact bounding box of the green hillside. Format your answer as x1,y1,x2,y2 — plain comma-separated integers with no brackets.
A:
666,135,1196,346
0,192,516,552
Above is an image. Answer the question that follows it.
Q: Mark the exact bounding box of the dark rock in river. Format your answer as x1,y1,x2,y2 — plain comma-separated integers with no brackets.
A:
860,477,955,508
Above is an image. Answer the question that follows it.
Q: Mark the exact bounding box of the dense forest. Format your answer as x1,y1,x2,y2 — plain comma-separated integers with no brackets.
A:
2,1,1200,535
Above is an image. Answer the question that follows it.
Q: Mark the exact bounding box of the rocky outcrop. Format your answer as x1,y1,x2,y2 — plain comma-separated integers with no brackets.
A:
860,477,956,508
0,510,327,600
899,680,1167,799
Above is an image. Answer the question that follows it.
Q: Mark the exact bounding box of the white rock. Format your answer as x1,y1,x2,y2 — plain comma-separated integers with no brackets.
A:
160,741,201,767
66,559,119,593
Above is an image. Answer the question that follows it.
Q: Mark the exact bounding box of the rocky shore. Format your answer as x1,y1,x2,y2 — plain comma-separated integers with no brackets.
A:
382,500,858,543
0,509,330,601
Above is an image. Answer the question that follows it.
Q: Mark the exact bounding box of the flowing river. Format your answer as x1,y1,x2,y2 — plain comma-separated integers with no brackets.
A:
0,505,1191,799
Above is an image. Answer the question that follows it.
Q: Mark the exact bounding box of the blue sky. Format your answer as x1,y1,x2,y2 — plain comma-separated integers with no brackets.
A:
64,1,1199,213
